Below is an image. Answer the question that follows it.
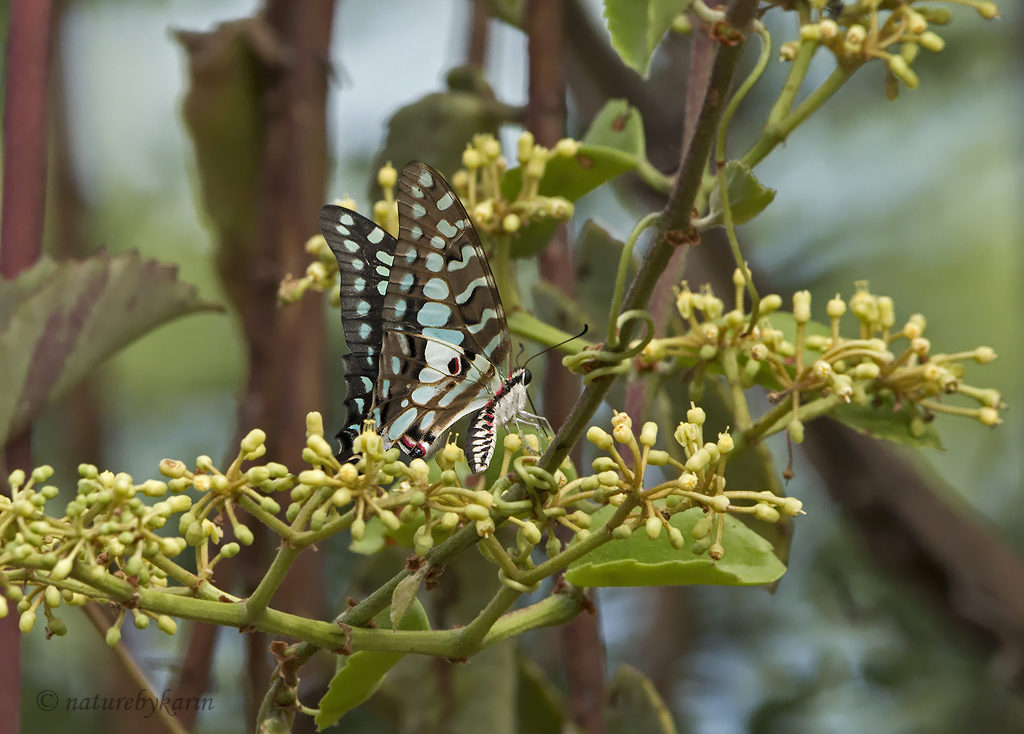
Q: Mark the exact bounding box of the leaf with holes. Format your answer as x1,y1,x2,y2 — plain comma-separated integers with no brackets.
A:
564,506,786,586
582,99,647,161
0,254,220,448
603,0,694,78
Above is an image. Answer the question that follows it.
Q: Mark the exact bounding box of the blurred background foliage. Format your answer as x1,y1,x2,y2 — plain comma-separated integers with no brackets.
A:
3,0,1021,731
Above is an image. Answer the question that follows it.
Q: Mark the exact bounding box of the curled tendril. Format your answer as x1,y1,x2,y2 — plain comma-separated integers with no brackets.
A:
564,309,655,383
512,457,557,492
497,568,541,593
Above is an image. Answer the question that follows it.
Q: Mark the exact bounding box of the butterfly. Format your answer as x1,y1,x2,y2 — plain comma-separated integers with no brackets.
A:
320,161,547,473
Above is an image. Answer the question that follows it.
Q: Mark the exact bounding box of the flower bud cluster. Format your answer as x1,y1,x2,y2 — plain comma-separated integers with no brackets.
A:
0,463,188,640
572,407,803,563
787,1,999,99
452,132,575,238
278,197,362,306
641,277,1002,436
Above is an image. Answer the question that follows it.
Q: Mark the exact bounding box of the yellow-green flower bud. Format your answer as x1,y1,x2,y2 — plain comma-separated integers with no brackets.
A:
299,469,329,487
597,471,620,487
207,475,227,493
78,463,99,479
709,495,730,513
692,516,712,540
463,504,490,522
337,463,358,484
105,625,121,647
780,497,804,516
685,448,711,473
779,41,798,62
686,404,706,425
235,524,255,546
378,510,401,532
44,586,61,609
978,407,1001,427
51,556,74,581
788,419,805,444
413,525,434,555
852,362,880,379
799,23,821,41
753,503,781,523
462,147,482,170
520,521,542,544
976,3,999,20
888,55,919,89
517,131,535,164
554,137,579,158
240,429,266,455
612,524,632,540
19,610,36,633
759,293,783,315
826,294,846,318
918,30,944,53
645,516,663,540
667,525,684,549
587,426,613,450
350,516,366,541
974,346,996,363
307,435,335,461
440,511,461,530
717,432,734,454
502,213,521,234
482,136,501,160
793,290,811,324
647,450,670,466
569,510,591,529
378,162,397,189
639,422,658,447
328,488,351,509
31,465,54,484
157,615,177,635
133,610,149,629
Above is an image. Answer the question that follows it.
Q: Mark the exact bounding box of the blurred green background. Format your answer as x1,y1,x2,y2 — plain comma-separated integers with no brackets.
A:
6,0,1021,731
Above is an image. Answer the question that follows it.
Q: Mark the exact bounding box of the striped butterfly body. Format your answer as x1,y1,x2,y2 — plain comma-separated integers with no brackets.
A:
320,161,544,473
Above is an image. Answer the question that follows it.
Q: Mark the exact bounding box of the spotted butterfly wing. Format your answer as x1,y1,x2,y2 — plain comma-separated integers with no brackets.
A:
323,162,534,472
319,206,397,455
375,162,513,463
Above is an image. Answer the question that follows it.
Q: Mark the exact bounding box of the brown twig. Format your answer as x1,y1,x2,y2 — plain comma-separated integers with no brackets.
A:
0,2,55,731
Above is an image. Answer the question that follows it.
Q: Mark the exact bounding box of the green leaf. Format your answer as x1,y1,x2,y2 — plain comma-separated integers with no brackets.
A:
582,99,647,160
389,565,427,631
564,507,786,586
502,143,637,257
605,664,678,734
603,0,694,78
516,656,566,734
832,396,944,450
373,68,520,193
0,254,219,448
315,599,431,730
706,161,777,227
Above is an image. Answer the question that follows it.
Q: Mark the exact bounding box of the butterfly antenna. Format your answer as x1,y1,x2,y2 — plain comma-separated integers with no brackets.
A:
522,324,589,371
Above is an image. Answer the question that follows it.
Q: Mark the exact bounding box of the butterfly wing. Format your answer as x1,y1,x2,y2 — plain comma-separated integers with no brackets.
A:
320,205,397,456
376,161,512,457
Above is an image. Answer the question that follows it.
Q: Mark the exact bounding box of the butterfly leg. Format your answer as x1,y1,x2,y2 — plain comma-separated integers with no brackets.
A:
512,410,553,457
